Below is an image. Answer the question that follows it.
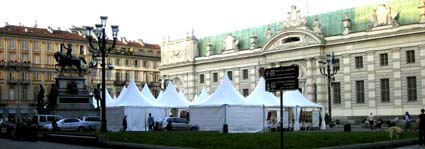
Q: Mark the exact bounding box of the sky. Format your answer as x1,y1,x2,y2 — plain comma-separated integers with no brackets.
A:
0,0,388,44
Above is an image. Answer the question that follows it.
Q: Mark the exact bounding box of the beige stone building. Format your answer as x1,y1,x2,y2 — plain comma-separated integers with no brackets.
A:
0,24,161,120
160,0,425,119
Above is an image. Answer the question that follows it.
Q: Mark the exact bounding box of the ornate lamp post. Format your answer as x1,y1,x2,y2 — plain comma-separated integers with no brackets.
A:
318,53,339,120
86,16,119,132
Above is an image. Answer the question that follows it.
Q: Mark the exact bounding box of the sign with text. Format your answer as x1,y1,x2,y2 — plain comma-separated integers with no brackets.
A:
264,65,299,91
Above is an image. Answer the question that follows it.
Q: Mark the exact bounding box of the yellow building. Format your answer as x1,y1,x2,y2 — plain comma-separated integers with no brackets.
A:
0,25,161,120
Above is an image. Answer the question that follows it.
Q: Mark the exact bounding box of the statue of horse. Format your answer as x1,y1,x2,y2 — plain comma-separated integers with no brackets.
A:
54,52,87,77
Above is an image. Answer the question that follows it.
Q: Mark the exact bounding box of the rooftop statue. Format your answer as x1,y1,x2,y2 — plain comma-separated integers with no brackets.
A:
223,34,239,52
370,4,399,28
283,5,307,29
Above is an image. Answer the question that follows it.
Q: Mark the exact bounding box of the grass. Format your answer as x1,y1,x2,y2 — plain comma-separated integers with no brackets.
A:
69,130,418,149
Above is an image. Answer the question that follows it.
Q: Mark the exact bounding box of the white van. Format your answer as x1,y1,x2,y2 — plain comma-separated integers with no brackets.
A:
33,114,63,128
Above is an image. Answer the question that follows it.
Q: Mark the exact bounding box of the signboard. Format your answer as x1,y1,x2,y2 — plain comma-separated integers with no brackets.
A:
264,65,299,91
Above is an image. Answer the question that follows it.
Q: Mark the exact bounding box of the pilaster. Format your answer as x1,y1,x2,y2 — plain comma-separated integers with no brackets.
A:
392,48,402,107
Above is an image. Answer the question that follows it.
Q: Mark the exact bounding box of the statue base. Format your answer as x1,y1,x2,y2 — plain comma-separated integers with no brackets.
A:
48,76,98,118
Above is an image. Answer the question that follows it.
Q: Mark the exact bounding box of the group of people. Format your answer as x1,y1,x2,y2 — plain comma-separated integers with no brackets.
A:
365,109,425,146
366,113,384,130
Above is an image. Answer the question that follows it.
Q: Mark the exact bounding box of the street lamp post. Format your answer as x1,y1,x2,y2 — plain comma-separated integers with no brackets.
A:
86,16,119,132
318,54,338,120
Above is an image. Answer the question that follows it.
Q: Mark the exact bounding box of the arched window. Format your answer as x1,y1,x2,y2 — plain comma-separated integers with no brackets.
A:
282,37,300,43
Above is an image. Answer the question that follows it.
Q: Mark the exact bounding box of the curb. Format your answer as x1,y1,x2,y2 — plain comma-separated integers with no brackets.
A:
317,138,417,149
42,133,196,149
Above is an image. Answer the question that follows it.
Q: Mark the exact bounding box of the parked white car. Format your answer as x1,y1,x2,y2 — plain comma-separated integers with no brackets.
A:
80,116,100,131
42,118,89,132
157,117,199,131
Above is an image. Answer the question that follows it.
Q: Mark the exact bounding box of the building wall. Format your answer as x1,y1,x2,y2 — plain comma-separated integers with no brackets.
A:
160,23,425,119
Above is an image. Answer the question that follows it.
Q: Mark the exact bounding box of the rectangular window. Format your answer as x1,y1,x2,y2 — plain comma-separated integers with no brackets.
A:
33,41,39,51
380,78,390,102
356,80,365,103
379,53,388,66
407,76,417,101
9,39,14,49
153,62,157,69
0,38,2,48
243,89,249,97
242,69,248,80
355,56,363,69
115,59,120,65
9,53,15,61
134,60,138,66
146,73,150,82
115,72,121,81
406,50,415,63
125,59,129,65
79,45,84,55
125,72,130,81
143,61,148,68
134,71,139,81
332,82,341,104
199,74,205,84
22,54,28,62
227,71,233,80
107,71,112,80
213,73,218,82
47,42,52,52
333,59,340,71
21,40,27,50
33,55,39,64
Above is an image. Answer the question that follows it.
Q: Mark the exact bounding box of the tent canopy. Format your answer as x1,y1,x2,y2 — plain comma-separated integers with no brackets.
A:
246,77,281,107
282,90,323,108
196,74,247,106
116,86,127,101
109,80,160,107
157,82,189,108
190,87,209,105
141,83,156,101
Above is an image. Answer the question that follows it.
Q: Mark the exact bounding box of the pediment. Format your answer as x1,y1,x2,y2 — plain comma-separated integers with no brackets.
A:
262,29,325,52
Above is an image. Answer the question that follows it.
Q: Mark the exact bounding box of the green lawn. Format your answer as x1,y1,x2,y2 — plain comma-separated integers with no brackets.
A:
80,131,417,149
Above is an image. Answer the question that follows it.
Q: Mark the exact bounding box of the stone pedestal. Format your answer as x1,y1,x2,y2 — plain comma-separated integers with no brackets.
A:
49,76,98,118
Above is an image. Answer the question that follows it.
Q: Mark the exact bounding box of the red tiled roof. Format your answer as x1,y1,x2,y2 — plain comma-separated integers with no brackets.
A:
144,43,160,49
127,41,144,48
0,25,86,41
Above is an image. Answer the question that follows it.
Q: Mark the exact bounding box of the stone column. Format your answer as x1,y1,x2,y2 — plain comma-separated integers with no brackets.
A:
367,52,376,112
342,55,352,111
419,45,425,105
315,58,327,109
187,72,196,102
392,48,402,107
305,58,315,100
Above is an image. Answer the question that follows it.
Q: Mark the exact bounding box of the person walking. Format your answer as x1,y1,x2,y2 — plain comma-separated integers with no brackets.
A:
123,115,127,132
417,109,425,146
148,113,154,131
367,113,374,130
405,111,411,132
52,118,58,132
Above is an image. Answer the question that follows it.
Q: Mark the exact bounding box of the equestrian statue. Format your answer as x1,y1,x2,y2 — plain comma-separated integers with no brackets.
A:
54,43,87,77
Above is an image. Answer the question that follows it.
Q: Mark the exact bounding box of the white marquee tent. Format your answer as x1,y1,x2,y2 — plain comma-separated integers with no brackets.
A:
92,88,115,108
106,80,166,131
190,75,263,133
141,83,156,101
282,90,326,130
157,82,190,108
190,87,209,105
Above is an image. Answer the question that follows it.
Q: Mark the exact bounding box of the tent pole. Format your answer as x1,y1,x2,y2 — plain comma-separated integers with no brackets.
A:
280,91,283,149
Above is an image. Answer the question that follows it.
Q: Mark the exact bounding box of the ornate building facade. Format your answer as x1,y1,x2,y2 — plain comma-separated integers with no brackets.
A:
0,24,160,120
160,0,425,119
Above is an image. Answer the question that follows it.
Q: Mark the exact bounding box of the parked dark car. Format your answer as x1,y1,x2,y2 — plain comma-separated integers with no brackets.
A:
157,117,199,131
